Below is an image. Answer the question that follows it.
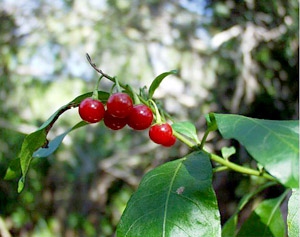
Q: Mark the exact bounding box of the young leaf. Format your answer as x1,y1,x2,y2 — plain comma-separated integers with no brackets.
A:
33,121,88,158
287,189,299,237
205,113,218,132
237,191,288,237
148,70,177,99
117,151,221,236
221,146,236,160
213,113,299,188
172,121,200,144
222,181,276,237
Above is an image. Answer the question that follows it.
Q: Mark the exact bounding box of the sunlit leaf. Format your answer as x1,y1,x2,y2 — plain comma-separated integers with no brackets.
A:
287,189,299,237
237,191,288,237
117,151,221,236
172,121,200,144
212,113,299,188
221,146,236,160
148,70,177,99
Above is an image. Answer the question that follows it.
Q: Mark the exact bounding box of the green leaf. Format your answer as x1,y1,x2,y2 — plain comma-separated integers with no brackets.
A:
19,129,47,192
222,215,237,237
18,177,25,193
33,121,88,158
205,113,218,132
222,181,276,237
172,121,200,144
213,113,299,188
4,158,21,180
221,146,236,160
148,70,177,99
237,191,288,237
287,189,299,237
117,151,221,237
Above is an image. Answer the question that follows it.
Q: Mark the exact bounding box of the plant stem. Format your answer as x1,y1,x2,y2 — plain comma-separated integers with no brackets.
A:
126,84,141,104
207,152,277,181
213,166,229,173
149,99,162,124
114,77,122,93
172,130,196,148
92,75,104,100
199,129,210,150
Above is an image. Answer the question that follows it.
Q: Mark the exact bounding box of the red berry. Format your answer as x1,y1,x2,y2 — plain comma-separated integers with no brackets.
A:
79,98,105,123
104,110,127,130
149,123,173,145
128,104,153,130
162,136,176,147
107,93,133,118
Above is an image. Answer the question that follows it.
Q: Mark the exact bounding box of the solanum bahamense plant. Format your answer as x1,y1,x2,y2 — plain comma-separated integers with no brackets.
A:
4,54,299,237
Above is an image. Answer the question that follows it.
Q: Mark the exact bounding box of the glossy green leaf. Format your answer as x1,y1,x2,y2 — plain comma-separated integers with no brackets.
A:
172,121,200,144
33,121,88,158
117,151,221,237
148,70,177,99
4,158,21,180
287,189,299,237
222,181,276,237
237,191,288,237
213,113,299,188
221,146,236,160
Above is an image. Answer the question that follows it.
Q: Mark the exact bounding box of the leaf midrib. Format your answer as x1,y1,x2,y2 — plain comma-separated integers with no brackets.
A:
162,162,183,237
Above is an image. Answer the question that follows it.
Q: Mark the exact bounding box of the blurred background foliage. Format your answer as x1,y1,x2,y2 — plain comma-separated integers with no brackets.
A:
0,0,298,236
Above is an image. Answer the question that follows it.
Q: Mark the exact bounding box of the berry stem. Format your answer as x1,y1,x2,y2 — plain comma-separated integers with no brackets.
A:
126,84,141,104
114,77,122,93
199,129,211,150
92,75,104,100
149,99,162,124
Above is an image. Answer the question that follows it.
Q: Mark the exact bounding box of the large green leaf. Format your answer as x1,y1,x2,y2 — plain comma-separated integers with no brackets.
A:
237,191,288,237
117,151,221,237
222,181,276,237
172,121,200,144
212,113,299,188
148,70,177,99
287,189,299,237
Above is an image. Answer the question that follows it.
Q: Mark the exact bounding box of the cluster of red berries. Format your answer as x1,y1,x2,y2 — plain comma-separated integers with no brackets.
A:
78,93,176,147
